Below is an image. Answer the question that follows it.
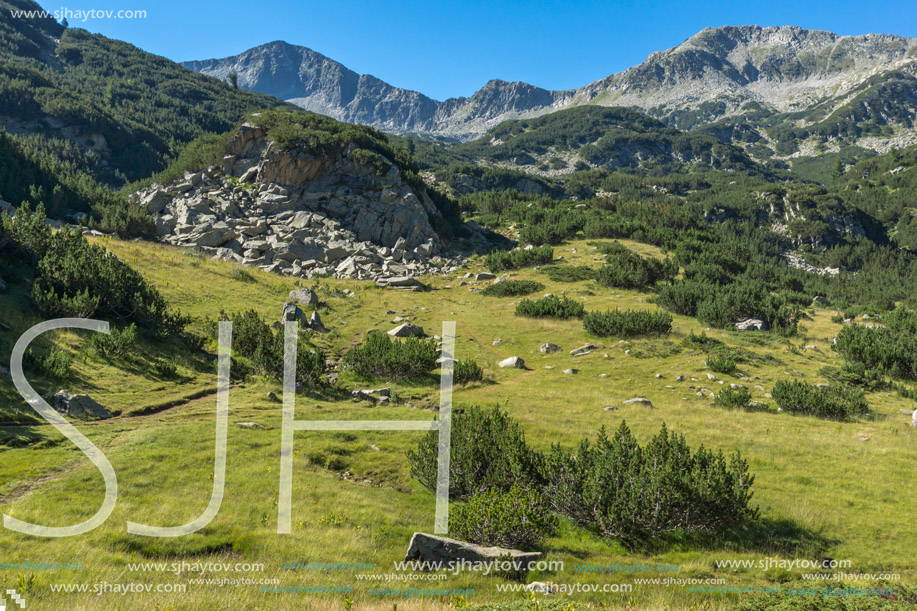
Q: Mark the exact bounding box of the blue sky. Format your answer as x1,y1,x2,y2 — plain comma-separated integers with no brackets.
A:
45,0,917,100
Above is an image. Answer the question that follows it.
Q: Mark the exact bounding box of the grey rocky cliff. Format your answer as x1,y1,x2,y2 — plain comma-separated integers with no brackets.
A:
133,122,493,280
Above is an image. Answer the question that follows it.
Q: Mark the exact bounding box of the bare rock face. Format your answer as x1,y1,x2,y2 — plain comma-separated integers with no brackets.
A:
131,122,498,281
404,532,541,566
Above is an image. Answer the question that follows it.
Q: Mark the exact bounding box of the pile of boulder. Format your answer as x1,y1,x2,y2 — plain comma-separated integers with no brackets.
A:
131,122,495,281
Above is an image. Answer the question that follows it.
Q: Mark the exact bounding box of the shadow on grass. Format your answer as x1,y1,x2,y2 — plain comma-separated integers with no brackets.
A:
624,516,837,557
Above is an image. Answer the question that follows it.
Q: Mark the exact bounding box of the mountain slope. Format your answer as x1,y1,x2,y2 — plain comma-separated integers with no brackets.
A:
184,26,917,153
0,0,290,230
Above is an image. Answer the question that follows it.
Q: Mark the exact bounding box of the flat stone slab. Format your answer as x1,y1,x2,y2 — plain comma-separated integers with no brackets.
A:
404,532,541,566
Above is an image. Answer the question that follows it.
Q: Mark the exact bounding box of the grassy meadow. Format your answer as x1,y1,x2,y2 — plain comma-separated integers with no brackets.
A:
0,236,915,610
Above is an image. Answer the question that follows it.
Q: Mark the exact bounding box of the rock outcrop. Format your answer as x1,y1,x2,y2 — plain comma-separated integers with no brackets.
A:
132,122,493,280
53,391,112,419
404,532,541,566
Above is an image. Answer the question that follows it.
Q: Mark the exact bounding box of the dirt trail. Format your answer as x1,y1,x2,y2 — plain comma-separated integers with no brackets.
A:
0,385,231,428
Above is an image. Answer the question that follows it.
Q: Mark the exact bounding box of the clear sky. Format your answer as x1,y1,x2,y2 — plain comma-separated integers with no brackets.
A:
44,0,917,101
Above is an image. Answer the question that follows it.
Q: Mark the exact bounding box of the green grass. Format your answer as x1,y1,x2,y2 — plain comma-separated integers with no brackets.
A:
0,237,915,609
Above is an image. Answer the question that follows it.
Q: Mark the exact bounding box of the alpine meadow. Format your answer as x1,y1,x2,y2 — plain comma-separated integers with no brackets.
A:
1,1,917,609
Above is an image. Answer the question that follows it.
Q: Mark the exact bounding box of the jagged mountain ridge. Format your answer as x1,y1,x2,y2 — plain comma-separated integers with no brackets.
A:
183,26,917,150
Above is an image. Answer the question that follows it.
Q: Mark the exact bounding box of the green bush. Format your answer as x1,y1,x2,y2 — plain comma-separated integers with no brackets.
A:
772,380,869,420
833,312,917,380
543,421,757,542
451,485,557,550
27,348,73,378
90,323,138,360
542,264,595,283
343,331,438,382
215,310,325,387
453,360,484,385
714,386,752,408
706,354,737,375
4,204,188,333
595,246,678,290
656,281,710,316
407,406,543,500
583,309,672,337
515,295,585,319
485,246,554,272
481,280,543,297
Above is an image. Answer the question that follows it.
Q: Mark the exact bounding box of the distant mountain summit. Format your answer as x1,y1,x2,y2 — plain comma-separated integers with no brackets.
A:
184,26,917,152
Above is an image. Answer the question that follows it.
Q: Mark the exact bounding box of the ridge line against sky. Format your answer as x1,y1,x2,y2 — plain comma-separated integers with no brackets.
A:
39,0,917,100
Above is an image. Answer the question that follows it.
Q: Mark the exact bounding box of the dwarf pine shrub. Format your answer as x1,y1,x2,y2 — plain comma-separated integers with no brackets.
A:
453,359,484,385
714,386,752,408
481,280,543,297
343,330,437,382
583,309,672,337
542,421,757,542
771,380,869,421
515,295,585,319
486,246,554,272
451,485,557,550
407,406,543,500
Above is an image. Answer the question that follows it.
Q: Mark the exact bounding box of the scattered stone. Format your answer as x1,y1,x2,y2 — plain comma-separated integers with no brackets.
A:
492,339,503,346
812,296,830,307
540,343,561,353
655,373,664,379
309,310,325,332
623,397,654,408
735,318,768,331
525,582,556,595
675,375,684,381
570,344,596,356
389,323,425,338
404,533,540,566
377,276,427,291
289,288,319,307
267,391,279,402
598,373,608,378
499,356,525,369
475,272,496,281
707,373,716,380
237,422,264,429
562,368,578,375
603,405,618,411
53,391,112,419
281,302,306,323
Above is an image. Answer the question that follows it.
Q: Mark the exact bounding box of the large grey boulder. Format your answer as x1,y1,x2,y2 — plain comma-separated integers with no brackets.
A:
289,288,319,307
389,323,425,338
281,302,306,323
404,532,541,566
376,276,427,291
140,188,172,214
623,397,654,408
53,391,112,419
540,343,561,353
735,318,768,331
498,356,525,369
